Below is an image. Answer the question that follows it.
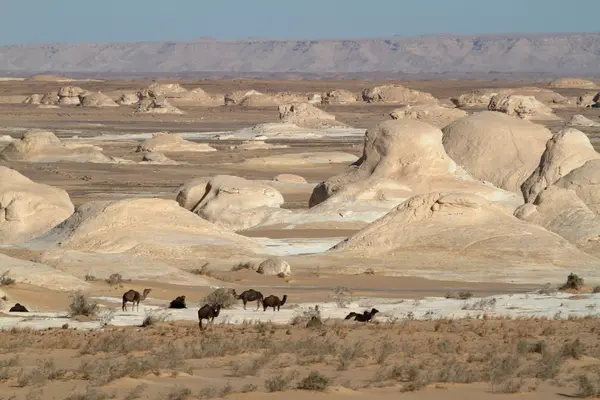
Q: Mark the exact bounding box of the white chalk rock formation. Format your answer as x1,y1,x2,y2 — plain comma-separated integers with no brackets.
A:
240,92,308,107
321,89,357,105
328,192,599,270
552,160,600,215
576,92,600,108
136,132,216,153
0,253,88,291
309,119,521,214
568,114,600,127
361,84,437,104
57,86,86,105
135,97,184,114
176,175,291,231
0,135,13,142
0,130,112,163
30,198,264,257
0,166,74,244
390,103,468,128
521,128,600,203
487,94,560,120
40,92,58,105
79,91,119,107
225,90,263,105
278,103,345,129
22,94,43,105
514,186,600,256
452,87,569,108
139,83,188,98
550,78,597,89
230,140,289,151
451,89,498,108
442,112,553,193
257,258,291,277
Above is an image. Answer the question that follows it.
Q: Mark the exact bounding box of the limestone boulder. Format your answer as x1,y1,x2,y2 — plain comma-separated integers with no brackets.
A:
240,92,307,107
0,166,74,244
521,128,600,203
79,91,119,108
0,130,112,163
136,132,216,153
22,94,42,105
487,94,560,120
57,86,86,105
309,119,521,215
140,83,188,98
390,103,468,128
40,92,58,105
568,115,600,127
328,192,599,272
135,97,184,114
442,111,553,193
553,160,600,215
225,90,263,105
361,84,437,104
278,103,345,129
321,89,357,105
576,92,600,108
273,174,307,184
451,89,498,108
116,92,140,105
139,152,180,165
177,175,291,231
257,259,291,277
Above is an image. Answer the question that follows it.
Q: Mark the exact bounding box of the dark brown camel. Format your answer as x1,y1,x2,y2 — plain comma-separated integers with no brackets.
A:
198,303,221,331
122,288,152,312
344,308,379,322
262,295,287,312
169,295,187,309
232,289,263,310
9,303,28,312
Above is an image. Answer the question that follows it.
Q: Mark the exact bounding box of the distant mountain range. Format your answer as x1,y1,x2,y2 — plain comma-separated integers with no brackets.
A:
0,33,599,78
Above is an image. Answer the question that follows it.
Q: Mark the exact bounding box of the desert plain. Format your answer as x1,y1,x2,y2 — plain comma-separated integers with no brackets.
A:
0,75,600,399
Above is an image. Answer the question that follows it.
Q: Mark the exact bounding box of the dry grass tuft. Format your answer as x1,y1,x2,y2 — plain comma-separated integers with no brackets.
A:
68,291,98,317
105,273,126,287
203,288,237,308
559,273,584,291
298,371,330,391
231,261,254,271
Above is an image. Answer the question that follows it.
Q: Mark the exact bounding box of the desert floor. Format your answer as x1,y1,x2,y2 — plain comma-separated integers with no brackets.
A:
0,77,599,399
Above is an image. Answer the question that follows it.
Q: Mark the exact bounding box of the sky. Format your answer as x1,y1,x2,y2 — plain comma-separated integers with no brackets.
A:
0,0,598,45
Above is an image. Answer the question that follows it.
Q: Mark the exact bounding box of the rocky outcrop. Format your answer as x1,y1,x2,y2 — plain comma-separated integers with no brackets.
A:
487,94,560,120
361,84,437,104
136,132,216,153
390,103,468,128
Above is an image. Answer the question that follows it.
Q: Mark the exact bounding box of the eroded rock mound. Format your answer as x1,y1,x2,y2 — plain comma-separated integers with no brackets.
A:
0,130,112,163
451,89,498,108
521,128,600,203
230,140,289,151
176,175,291,231
310,119,520,214
0,166,74,244
57,86,86,105
136,132,216,153
550,78,597,89
225,90,263,105
442,112,553,193
139,152,180,165
257,259,291,277
390,103,468,128
0,254,87,291
553,160,600,215
79,92,119,108
273,174,307,184
278,103,344,129
240,92,308,107
487,94,559,120
362,84,437,104
452,87,569,108
568,115,600,127
32,198,264,256
321,89,357,105
135,97,184,114
576,92,600,108
329,192,598,270
116,92,139,105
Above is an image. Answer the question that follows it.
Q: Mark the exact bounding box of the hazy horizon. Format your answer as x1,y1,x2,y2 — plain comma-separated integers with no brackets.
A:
1,0,598,45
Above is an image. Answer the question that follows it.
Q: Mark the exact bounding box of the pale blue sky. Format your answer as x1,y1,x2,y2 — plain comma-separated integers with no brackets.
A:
1,0,598,45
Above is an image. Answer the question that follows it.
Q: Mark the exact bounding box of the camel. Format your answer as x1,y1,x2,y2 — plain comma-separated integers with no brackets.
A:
232,289,264,310
169,295,187,309
198,303,221,331
122,288,152,312
8,303,28,312
344,308,379,322
262,294,287,312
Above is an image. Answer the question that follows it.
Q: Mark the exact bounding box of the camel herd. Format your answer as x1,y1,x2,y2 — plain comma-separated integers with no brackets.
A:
119,287,377,331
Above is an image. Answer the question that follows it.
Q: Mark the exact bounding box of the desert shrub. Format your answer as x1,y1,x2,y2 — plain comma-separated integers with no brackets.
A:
64,386,110,400
124,384,148,400
141,311,169,327
337,341,365,371
537,283,557,295
330,286,354,308
163,385,191,400
197,383,232,399
68,291,98,317
577,374,600,397
231,261,254,271
593,286,600,293
240,383,258,393
202,288,236,308
105,273,124,286
189,262,211,276
559,273,584,291
265,374,294,392
0,270,16,286
562,339,585,359
445,291,473,300
84,274,97,282
298,371,330,391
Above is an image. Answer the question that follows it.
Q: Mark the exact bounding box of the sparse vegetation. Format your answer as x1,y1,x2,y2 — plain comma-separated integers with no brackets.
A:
593,286,600,293
445,291,473,300
202,288,236,308
84,274,98,282
330,286,354,308
559,273,584,291
265,373,295,392
141,310,169,327
0,270,16,286
163,385,191,400
298,371,330,391
105,273,125,286
189,262,211,276
231,261,254,271
64,386,110,400
68,291,98,317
